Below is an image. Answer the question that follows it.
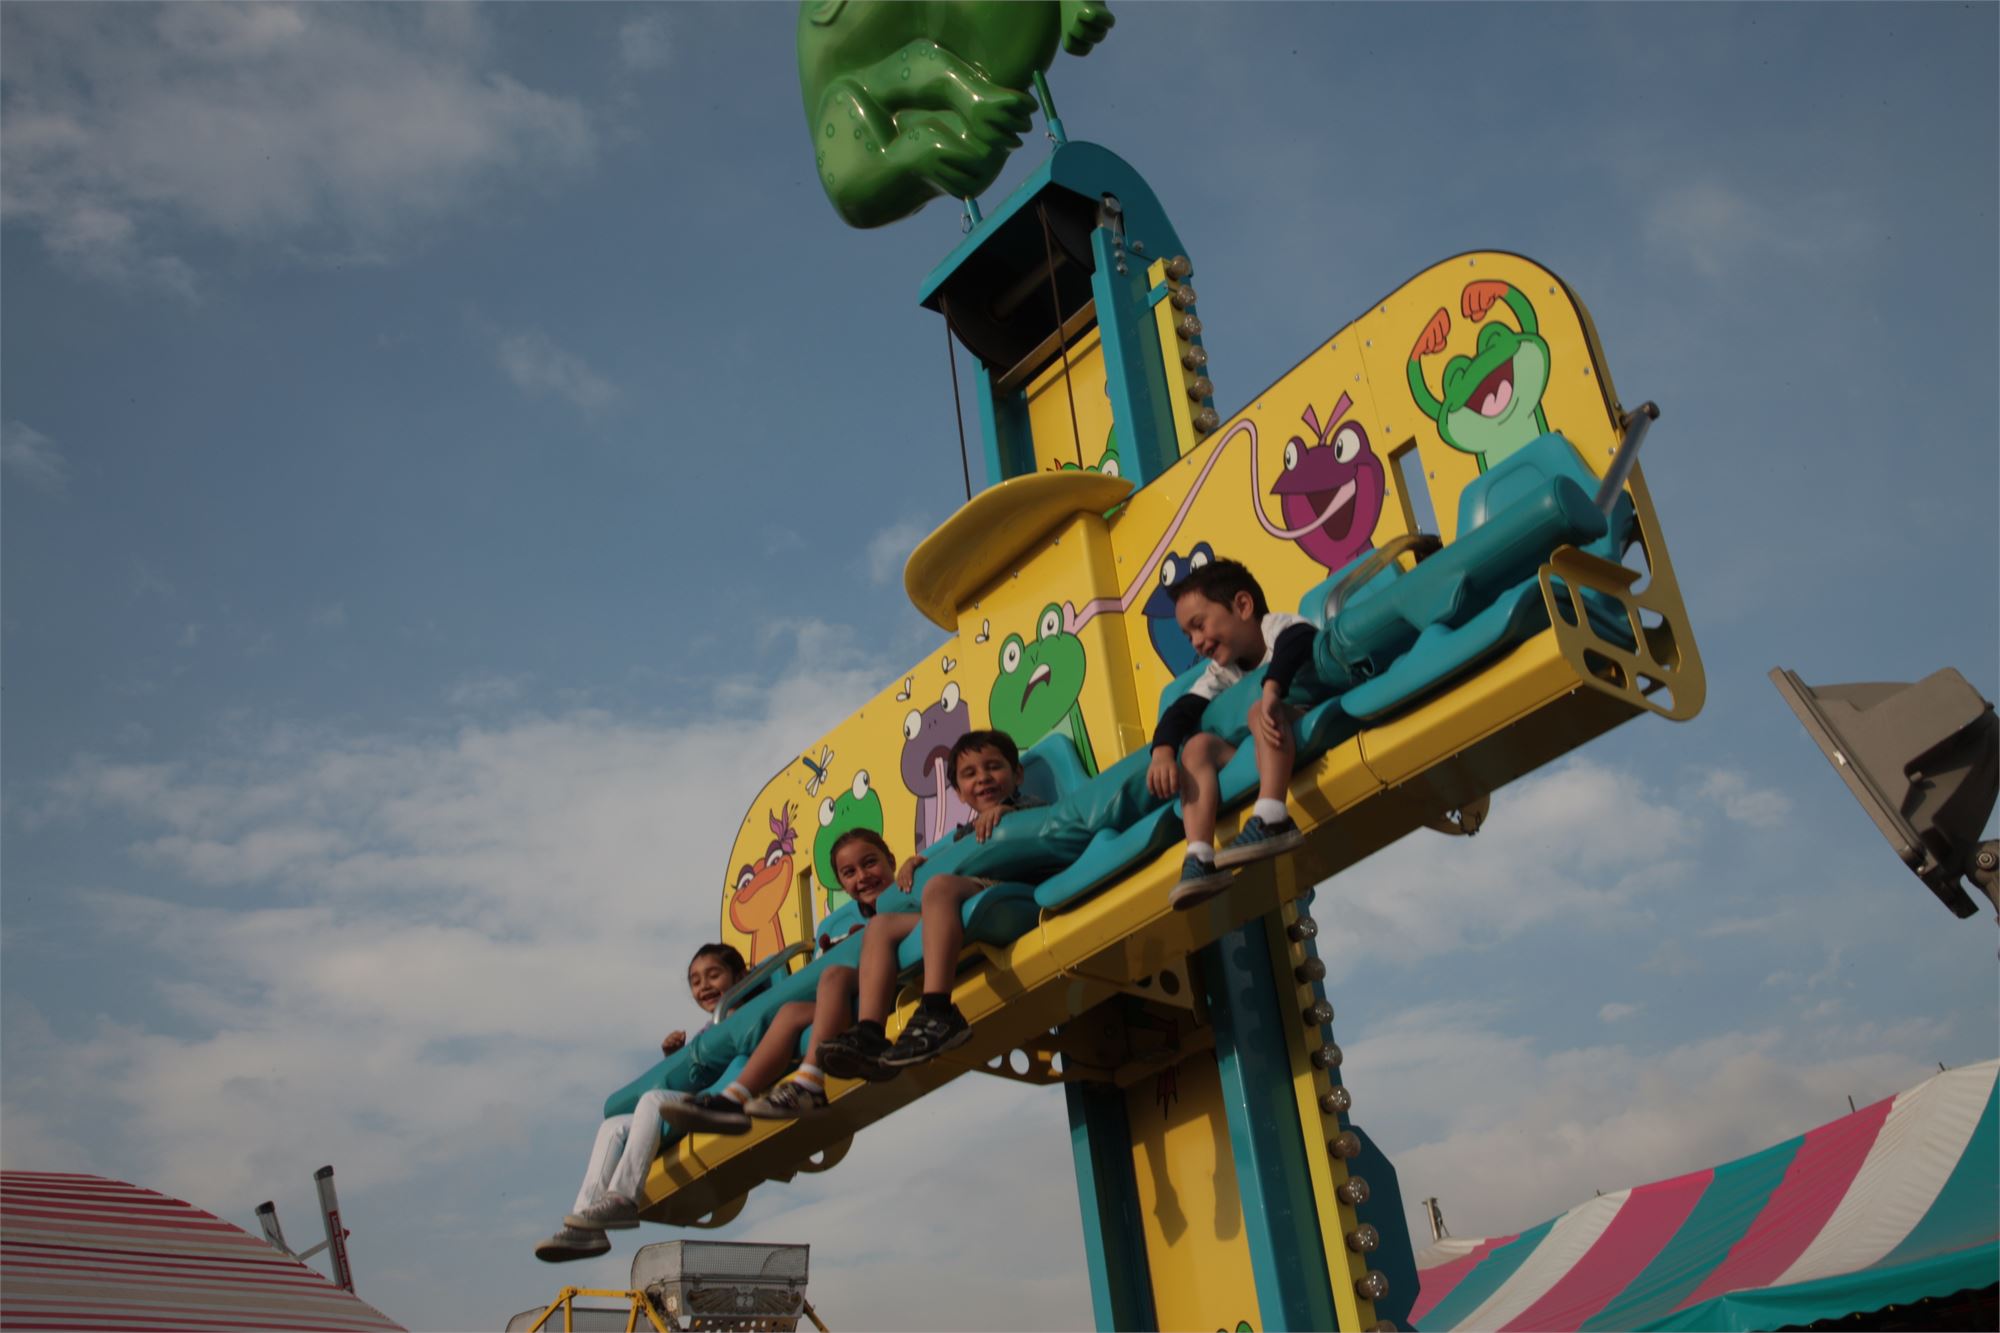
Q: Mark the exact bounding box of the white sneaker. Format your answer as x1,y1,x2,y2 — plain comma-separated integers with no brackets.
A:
535,1225,611,1262
565,1193,640,1231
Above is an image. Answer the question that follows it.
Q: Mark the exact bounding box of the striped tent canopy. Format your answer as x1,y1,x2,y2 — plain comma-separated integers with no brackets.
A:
0,1171,404,1332
1411,1059,1998,1332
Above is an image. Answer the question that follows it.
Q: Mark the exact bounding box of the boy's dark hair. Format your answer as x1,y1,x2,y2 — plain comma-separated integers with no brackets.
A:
828,827,895,909
689,942,747,980
1166,556,1269,619
949,728,1022,776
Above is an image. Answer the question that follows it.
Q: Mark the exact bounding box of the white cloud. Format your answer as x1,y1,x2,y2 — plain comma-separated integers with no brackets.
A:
177,622,201,648
1349,1004,1946,1246
1316,758,1698,974
1642,177,1868,280
1695,768,1793,829
0,4,594,291
494,329,617,414
1598,1001,1640,1023
308,602,347,632
446,672,532,710
864,519,928,586
2,421,68,491
617,14,672,72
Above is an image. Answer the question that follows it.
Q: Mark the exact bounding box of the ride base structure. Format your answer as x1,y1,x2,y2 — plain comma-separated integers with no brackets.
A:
597,10,1705,1331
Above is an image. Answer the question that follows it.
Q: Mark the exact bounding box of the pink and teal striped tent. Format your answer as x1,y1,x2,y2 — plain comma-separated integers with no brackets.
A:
1410,1059,1998,1331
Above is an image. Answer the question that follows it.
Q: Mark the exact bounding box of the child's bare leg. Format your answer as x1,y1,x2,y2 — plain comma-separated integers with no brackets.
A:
1179,733,1235,846
734,1001,813,1095
802,965,859,1066
1254,711,1296,802
918,875,988,996
857,914,918,1024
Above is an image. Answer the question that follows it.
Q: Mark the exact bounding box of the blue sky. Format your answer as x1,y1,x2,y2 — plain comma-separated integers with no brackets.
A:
3,4,1995,1329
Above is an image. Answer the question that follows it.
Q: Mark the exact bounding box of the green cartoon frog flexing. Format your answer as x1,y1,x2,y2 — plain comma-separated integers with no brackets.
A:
988,602,1098,777
1407,279,1551,473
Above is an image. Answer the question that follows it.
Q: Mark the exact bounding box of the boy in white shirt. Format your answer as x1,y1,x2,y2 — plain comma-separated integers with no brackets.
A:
1146,557,1312,909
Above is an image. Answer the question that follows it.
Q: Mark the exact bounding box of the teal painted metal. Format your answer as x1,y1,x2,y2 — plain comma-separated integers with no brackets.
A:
974,360,1035,484
918,141,1185,313
1200,916,1338,1330
1089,223,1178,488
1348,1125,1417,1332
1065,1079,1157,1332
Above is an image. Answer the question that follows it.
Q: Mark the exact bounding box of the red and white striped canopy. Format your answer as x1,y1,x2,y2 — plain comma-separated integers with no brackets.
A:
0,1171,404,1332
1410,1059,1999,1331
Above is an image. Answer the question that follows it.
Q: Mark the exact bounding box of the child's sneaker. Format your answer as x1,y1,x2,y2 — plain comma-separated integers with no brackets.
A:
1214,814,1304,867
657,1091,751,1136
879,1005,971,1068
1168,853,1234,911
534,1225,612,1261
564,1193,640,1231
744,1080,829,1119
817,1026,895,1082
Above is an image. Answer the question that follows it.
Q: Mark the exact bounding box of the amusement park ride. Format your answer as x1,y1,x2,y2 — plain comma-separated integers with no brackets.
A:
586,5,1728,1329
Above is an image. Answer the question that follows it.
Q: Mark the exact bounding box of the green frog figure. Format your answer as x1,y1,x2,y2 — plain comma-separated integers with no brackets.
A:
812,769,885,914
1407,279,1552,473
988,602,1099,777
798,0,1116,228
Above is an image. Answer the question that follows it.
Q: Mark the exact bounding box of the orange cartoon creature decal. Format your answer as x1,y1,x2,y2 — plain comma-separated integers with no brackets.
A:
727,803,799,964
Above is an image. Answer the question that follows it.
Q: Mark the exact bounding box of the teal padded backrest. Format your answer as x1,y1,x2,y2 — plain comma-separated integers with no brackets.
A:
1156,660,1209,720
1462,432,1635,565
1021,733,1088,803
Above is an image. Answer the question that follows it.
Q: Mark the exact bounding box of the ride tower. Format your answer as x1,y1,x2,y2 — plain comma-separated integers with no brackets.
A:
599,7,1706,1332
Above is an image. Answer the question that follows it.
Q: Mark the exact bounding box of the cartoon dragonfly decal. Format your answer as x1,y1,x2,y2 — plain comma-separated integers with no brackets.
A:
797,744,836,797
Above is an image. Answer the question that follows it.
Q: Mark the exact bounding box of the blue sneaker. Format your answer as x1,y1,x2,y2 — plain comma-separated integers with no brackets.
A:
1169,853,1234,911
1214,814,1304,867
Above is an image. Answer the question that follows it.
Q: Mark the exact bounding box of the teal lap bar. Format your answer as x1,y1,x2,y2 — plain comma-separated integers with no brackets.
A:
1066,1079,1157,1332
1201,916,1339,1330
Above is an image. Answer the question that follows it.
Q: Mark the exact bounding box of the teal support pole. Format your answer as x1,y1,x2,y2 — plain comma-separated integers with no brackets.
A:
1090,222,1178,488
974,360,1035,488
1065,1080,1157,1331
1200,914,1338,1330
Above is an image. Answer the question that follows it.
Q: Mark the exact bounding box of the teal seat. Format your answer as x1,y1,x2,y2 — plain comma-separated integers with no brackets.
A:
1314,433,1634,720
601,930,868,1120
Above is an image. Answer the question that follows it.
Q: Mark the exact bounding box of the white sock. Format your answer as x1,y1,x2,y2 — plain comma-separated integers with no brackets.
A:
1253,798,1289,825
723,1083,750,1104
1187,840,1215,862
795,1065,824,1092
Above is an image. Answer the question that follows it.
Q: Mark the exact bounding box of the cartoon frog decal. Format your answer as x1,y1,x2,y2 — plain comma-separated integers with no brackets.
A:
1271,397,1385,573
1141,542,1214,675
798,0,1116,228
901,681,975,853
1408,279,1551,473
812,769,885,916
1055,428,1120,478
988,602,1098,777
727,804,799,964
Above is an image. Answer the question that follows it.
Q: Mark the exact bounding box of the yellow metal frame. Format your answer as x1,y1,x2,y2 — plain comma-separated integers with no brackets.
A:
1260,899,1379,1332
522,1287,671,1333
640,622,1658,1226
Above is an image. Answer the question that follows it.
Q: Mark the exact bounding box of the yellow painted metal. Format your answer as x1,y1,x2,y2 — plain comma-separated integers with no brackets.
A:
686,252,1702,1240
1259,902,1378,1331
902,471,1134,632
1023,324,1117,476
1125,1049,1263,1331
1148,257,1207,458
523,1287,670,1333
